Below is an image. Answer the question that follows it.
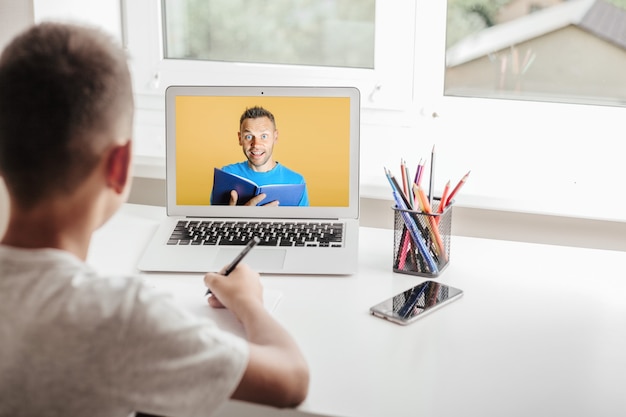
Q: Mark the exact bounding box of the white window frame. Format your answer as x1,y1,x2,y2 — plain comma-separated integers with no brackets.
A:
32,0,626,220
123,0,417,112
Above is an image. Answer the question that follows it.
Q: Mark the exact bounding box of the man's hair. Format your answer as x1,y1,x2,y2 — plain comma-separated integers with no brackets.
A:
0,22,133,208
240,106,276,128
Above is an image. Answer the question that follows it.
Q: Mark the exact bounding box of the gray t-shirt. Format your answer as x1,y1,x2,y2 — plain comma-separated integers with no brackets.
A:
0,245,248,417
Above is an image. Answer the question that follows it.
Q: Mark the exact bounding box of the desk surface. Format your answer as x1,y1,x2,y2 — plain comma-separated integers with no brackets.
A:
89,204,626,417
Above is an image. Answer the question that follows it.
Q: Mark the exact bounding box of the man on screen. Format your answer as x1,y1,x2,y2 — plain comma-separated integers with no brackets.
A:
215,106,310,206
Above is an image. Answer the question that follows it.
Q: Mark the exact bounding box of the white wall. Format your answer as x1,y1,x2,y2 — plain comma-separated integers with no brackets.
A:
0,0,33,50
32,0,121,40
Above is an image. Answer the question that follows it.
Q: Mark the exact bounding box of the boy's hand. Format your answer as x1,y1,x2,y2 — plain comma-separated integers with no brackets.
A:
204,263,264,319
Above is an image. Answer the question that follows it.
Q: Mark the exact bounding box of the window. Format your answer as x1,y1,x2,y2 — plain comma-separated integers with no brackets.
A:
445,0,626,107
125,0,416,112
122,0,418,159
162,0,375,69
31,0,626,219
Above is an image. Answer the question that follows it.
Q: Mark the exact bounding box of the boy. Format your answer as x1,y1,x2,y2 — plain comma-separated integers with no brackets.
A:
0,22,308,417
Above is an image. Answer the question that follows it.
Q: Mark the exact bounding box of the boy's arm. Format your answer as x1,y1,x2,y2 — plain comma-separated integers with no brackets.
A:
204,265,309,408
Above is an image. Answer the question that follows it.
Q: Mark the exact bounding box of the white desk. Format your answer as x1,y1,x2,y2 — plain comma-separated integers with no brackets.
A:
89,204,626,417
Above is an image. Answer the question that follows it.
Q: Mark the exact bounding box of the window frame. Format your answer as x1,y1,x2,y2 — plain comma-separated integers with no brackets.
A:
123,0,417,112
33,0,626,220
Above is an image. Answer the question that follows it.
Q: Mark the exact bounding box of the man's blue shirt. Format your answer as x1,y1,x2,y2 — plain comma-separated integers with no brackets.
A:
221,162,309,206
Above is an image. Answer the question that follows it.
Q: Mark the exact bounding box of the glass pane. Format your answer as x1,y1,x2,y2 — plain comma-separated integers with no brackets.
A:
445,0,626,107
162,0,375,69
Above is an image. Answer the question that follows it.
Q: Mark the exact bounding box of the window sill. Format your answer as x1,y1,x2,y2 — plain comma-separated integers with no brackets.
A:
133,156,626,224
133,155,166,180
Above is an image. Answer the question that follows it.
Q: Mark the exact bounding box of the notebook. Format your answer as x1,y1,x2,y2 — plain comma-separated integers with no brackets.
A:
137,85,361,274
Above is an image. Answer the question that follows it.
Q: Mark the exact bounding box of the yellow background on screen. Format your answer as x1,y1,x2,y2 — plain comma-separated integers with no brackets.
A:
175,96,351,206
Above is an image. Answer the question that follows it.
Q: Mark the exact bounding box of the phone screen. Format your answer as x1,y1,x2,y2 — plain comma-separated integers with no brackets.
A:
370,280,463,325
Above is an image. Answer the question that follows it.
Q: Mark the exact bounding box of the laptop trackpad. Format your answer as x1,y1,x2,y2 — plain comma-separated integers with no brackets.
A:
215,248,286,271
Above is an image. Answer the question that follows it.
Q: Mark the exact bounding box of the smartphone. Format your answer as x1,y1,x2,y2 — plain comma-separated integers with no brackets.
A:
370,280,463,325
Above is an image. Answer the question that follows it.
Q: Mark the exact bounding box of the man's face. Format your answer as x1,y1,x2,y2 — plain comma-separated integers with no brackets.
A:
238,116,278,172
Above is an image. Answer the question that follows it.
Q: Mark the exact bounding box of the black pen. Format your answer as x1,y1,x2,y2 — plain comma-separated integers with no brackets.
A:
205,236,261,295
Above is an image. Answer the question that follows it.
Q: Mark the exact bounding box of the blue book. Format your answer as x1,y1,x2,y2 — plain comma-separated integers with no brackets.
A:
211,167,305,206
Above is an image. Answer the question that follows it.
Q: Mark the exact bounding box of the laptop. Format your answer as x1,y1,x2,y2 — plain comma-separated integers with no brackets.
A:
137,85,361,274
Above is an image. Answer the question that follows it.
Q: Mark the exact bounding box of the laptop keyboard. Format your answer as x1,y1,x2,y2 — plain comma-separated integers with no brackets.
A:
167,220,345,248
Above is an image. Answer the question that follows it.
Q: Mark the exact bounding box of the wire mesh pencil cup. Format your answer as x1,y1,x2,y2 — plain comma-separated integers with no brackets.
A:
392,198,452,277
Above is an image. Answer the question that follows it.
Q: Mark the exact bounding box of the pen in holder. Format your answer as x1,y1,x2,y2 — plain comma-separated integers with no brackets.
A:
392,198,452,277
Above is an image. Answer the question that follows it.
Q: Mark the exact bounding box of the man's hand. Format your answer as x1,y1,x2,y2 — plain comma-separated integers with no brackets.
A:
229,190,279,206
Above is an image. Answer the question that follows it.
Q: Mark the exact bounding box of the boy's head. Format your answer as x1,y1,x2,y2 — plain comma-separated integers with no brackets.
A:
0,22,133,209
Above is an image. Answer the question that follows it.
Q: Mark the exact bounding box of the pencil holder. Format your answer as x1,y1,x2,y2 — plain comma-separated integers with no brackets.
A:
392,199,452,277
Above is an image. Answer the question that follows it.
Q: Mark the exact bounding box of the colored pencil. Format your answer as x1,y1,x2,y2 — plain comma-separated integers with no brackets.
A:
444,170,470,208
428,145,435,207
415,184,447,262
438,180,451,214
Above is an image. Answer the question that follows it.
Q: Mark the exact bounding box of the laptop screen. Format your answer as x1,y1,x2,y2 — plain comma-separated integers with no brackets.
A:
164,86,360,220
